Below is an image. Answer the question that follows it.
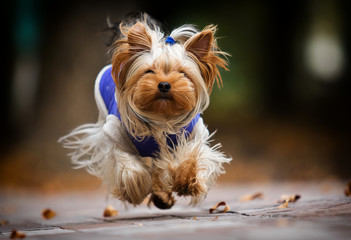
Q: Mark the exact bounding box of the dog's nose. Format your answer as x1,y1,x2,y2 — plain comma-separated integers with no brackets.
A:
158,82,171,93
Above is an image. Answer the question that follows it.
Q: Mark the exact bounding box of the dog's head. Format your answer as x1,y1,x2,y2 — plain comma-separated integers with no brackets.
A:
111,17,228,137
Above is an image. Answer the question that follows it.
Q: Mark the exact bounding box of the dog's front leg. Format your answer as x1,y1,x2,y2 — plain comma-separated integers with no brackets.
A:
149,165,176,209
149,142,210,208
171,120,232,205
172,141,231,205
171,143,208,205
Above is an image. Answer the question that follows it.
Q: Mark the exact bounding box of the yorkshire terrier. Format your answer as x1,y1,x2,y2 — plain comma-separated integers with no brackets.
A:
60,14,231,209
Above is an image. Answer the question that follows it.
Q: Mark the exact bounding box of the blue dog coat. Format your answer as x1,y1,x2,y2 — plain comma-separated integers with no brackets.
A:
98,65,201,157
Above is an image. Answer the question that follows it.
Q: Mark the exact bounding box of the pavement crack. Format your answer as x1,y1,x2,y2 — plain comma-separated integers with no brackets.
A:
169,214,189,219
226,211,252,216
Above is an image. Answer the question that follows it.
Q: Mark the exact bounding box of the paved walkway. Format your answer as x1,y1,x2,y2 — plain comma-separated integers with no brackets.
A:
1,181,350,240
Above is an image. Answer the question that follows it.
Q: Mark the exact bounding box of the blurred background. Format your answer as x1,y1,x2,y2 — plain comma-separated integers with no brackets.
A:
1,0,350,192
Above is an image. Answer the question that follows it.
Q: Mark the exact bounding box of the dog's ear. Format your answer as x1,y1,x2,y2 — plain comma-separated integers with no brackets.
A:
112,22,153,90
127,22,152,52
185,26,229,93
185,30,213,60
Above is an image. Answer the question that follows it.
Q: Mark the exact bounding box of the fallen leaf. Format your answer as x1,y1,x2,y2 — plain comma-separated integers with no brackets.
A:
209,201,230,214
10,230,26,239
192,217,197,220
277,200,289,209
42,209,56,220
103,205,119,217
344,181,351,197
212,216,218,221
0,219,9,225
239,192,264,202
278,194,301,203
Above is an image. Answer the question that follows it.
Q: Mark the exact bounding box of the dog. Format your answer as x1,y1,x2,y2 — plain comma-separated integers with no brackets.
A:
59,13,232,209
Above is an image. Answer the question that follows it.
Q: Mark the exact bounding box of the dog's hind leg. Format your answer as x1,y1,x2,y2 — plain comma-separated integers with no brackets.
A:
109,152,152,206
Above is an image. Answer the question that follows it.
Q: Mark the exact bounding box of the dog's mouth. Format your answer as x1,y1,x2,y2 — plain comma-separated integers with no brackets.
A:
134,91,194,117
156,93,173,101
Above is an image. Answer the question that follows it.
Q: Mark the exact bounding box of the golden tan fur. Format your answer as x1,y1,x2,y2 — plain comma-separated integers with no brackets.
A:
172,153,207,197
110,19,229,140
60,15,232,209
185,25,229,93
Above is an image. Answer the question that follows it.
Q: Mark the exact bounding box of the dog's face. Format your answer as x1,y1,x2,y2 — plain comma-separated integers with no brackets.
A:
132,63,196,118
111,21,228,136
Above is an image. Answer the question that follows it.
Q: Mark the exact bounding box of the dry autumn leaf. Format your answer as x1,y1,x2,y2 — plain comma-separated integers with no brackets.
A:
277,200,289,209
344,181,351,197
10,230,26,239
278,194,301,204
209,201,230,214
103,205,119,217
239,192,264,202
0,219,9,225
42,208,56,220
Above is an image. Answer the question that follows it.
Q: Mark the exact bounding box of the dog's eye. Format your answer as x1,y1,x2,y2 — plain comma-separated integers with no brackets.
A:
180,71,186,76
145,69,155,74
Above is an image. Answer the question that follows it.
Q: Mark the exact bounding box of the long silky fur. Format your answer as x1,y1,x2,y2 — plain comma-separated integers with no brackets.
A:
60,13,232,207
59,121,107,173
110,17,227,140
153,118,232,206
59,115,152,206
59,65,153,206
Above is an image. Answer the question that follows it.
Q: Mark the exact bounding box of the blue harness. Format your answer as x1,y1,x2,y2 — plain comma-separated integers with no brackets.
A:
99,65,200,157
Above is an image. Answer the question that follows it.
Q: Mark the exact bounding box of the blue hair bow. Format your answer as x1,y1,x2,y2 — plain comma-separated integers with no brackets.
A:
165,36,176,46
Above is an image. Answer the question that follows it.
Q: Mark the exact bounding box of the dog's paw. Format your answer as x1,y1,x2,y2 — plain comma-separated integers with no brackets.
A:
149,170,175,209
172,158,207,197
149,192,175,209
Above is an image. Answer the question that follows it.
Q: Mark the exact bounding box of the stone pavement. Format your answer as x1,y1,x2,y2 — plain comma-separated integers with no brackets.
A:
1,181,350,240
